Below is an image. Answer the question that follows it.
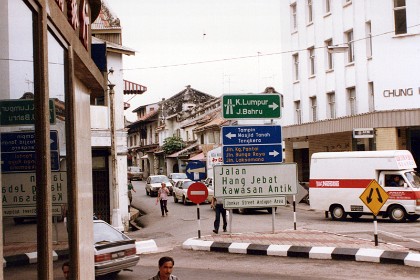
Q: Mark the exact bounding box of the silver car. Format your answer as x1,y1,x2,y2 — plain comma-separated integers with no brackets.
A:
94,220,139,277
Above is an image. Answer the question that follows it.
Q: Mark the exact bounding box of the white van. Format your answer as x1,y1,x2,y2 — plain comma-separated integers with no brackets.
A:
309,150,420,222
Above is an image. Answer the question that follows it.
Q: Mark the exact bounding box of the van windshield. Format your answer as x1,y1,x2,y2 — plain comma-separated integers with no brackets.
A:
405,171,420,188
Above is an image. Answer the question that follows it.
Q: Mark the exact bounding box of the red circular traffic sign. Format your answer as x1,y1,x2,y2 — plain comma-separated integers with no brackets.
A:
187,182,209,204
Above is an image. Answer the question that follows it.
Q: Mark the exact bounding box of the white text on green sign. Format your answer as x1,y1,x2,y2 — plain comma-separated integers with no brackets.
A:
222,94,281,119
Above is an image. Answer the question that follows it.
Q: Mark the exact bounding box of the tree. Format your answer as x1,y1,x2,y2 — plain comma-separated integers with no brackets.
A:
162,136,184,155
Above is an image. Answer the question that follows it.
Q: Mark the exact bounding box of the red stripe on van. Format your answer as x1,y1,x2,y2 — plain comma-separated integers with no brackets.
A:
388,191,417,200
309,179,373,188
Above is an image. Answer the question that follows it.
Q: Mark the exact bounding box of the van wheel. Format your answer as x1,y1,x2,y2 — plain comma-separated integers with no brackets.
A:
330,205,347,221
388,205,406,222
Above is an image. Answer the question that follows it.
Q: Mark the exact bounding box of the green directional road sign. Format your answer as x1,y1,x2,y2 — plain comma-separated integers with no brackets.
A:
222,94,281,119
0,99,56,125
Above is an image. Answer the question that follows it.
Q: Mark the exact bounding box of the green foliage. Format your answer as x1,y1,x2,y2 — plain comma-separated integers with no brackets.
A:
162,136,184,155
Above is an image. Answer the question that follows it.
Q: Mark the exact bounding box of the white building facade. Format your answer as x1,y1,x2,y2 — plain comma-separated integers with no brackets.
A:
281,0,420,182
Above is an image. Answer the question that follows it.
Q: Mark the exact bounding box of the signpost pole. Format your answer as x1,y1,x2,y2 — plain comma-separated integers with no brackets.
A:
271,208,275,233
197,204,201,239
373,215,378,246
293,195,297,230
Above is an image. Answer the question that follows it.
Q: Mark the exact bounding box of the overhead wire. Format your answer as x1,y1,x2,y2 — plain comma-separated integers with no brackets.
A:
120,23,420,71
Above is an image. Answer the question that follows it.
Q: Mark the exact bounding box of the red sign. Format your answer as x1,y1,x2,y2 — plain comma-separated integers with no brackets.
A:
187,182,208,204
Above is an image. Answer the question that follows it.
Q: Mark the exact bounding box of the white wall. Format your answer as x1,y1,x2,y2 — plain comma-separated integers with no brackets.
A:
281,0,420,126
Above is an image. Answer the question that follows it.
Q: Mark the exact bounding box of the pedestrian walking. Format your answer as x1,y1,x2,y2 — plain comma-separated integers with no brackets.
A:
128,179,136,211
148,256,179,280
157,182,170,217
211,196,227,234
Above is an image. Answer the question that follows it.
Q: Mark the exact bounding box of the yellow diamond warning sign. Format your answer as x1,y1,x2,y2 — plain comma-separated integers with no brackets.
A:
359,180,389,216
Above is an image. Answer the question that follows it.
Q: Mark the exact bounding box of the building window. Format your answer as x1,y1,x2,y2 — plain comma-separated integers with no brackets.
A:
366,21,372,58
345,29,354,63
291,3,298,32
292,53,299,81
295,101,302,124
307,0,313,24
325,0,331,14
325,39,333,70
308,47,315,76
394,0,407,35
347,87,356,115
310,96,317,121
327,92,336,119
368,82,375,112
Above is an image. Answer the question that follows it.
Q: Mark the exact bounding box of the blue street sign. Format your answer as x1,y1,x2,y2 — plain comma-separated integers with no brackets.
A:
222,125,282,145
223,144,283,164
1,131,60,172
186,161,207,181
1,131,58,152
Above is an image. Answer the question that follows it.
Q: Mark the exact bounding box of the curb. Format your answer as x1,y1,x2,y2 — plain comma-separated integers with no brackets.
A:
3,249,69,268
182,238,420,267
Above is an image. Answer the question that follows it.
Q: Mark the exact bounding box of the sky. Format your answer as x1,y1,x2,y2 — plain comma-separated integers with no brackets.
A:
105,0,283,120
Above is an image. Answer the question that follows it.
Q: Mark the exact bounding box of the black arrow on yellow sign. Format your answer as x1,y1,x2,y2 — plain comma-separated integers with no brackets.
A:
366,188,383,204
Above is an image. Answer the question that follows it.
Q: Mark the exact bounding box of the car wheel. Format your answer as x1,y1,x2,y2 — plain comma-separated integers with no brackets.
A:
174,195,178,203
238,208,246,214
330,205,347,221
388,205,406,222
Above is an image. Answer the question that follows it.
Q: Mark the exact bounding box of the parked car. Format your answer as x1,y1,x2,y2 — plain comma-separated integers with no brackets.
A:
173,180,213,205
145,175,172,197
168,172,189,186
94,219,139,277
127,166,143,181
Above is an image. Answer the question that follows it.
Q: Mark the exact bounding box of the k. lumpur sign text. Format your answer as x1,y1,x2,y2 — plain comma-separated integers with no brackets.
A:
222,94,281,119
213,163,297,198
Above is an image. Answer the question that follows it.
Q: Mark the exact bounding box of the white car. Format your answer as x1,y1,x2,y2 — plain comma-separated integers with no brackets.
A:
94,220,140,277
173,180,213,205
145,175,173,197
168,172,189,186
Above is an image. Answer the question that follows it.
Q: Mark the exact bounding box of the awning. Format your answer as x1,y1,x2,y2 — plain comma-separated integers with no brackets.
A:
189,152,205,161
166,144,199,158
124,80,147,95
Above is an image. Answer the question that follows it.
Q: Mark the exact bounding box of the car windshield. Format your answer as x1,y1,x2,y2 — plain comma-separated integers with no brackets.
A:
93,222,129,244
151,176,170,183
172,173,187,179
405,171,420,188
183,181,195,188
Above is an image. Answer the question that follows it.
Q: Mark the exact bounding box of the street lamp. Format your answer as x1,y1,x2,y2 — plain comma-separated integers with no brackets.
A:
108,70,124,231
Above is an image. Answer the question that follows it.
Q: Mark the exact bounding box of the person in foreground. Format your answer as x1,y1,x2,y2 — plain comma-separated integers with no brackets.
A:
148,256,179,280
62,261,69,280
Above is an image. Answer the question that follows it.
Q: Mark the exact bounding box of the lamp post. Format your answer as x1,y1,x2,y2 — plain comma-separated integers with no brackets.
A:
108,81,124,231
